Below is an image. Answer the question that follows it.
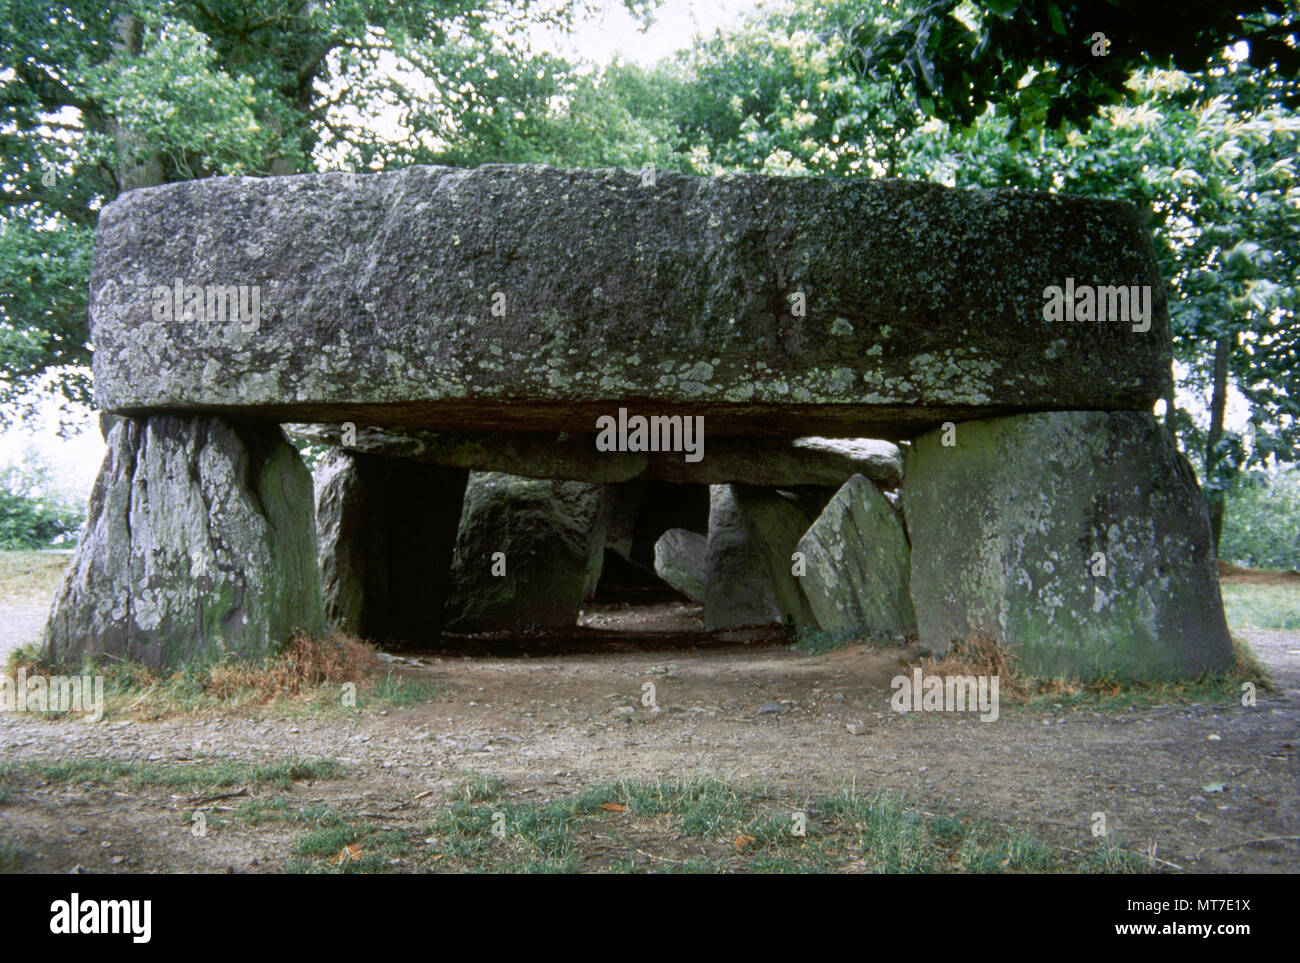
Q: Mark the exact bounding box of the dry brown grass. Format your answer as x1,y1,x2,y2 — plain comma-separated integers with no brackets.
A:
201,630,380,701
920,635,1030,700
920,633,1269,710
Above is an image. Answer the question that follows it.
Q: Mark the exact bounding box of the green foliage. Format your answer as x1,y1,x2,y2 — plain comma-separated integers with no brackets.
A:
654,0,922,176
0,453,83,549
1220,469,1300,570
899,65,1299,474
855,1,1299,135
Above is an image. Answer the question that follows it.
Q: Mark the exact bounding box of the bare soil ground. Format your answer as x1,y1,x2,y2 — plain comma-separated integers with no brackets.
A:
2,591,1296,874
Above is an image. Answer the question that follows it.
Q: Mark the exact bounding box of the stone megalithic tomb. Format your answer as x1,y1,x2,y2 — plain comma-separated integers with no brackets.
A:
44,164,1232,680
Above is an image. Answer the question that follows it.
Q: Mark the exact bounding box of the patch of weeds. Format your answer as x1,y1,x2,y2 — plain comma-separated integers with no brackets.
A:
25,632,451,721
285,777,1147,875
288,826,421,874
200,799,346,832
5,641,43,675
453,771,505,804
365,672,453,708
1075,842,1153,873
918,634,1271,715
791,626,899,655
2,756,341,793
1020,635,1271,713
817,787,1124,874
791,627,860,655
0,840,23,873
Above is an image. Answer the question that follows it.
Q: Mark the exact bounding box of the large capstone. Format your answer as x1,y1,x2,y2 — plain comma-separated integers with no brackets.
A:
92,165,1169,437
43,415,322,668
314,451,467,642
903,411,1233,680
796,474,916,639
445,473,612,632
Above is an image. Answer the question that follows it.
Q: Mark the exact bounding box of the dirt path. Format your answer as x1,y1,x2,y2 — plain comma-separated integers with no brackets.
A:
1,613,1296,873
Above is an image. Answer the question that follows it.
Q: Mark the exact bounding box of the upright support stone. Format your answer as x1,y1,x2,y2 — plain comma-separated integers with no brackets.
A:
797,474,916,638
903,411,1233,680
653,529,708,602
731,486,820,629
445,473,612,632
704,486,780,630
314,451,468,643
43,415,322,668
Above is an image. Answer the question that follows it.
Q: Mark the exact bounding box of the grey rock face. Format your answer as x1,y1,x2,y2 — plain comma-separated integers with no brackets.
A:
704,486,780,630
731,486,819,628
446,473,612,632
653,529,709,602
92,165,1169,437
43,416,322,668
314,451,467,643
288,424,904,489
903,411,1233,680
796,474,916,638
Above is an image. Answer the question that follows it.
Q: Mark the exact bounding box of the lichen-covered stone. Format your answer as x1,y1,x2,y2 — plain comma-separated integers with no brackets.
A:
653,529,708,602
704,486,780,630
731,486,819,628
43,415,322,668
446,473,612,632
92,165,1169,437
796,474,915,638
288,424,904,488
903,411,1232,680
314,451,467,642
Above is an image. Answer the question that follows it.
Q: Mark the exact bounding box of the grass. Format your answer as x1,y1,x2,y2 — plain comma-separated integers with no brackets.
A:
0,840,23,873
0,549,71,603
791,626,875,655
915,633,1272,715
1221,581,1300,630
6,632,452,721
0,756,342,798
284,775,1149,875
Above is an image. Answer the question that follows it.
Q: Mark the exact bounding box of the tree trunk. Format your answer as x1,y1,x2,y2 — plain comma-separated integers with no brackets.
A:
108,12,165,192
1204,335,1232,555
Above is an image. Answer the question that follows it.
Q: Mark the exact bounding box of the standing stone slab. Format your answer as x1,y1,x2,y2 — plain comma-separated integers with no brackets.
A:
446,473,612,632
732,486,819,628
91,166,1170,437
903,411,1232,680
704,486,780,630
654,529,708,602
314,451,467,642
43,415,322,668
797,474,916,638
